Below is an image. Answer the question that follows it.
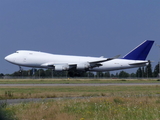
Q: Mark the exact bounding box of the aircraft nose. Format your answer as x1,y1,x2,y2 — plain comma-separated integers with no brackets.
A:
4,55,10,61
4,54,15,63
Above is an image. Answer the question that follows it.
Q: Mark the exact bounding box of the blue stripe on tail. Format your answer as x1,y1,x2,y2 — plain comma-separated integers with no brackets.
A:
122,40,154,60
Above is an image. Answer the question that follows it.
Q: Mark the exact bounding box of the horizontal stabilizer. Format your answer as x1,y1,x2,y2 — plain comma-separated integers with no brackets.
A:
129,61,148,65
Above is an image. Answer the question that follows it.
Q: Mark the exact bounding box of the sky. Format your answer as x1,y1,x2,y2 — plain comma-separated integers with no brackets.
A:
1,0,160,74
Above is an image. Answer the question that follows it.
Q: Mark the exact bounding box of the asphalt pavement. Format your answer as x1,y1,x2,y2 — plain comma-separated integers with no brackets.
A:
0,83,160,86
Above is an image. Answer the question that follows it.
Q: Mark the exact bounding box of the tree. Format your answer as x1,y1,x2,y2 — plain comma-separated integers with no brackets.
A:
136,67,142,78
110,74,115,78
130,73,136,78
96,72,104,77
145,60,152,78
35,69,46,77
119,71,129,78
0,73,4,78
153,63,159,77
142,67,145,78
45,69,52,77
104,71,110,77
87,72,95,77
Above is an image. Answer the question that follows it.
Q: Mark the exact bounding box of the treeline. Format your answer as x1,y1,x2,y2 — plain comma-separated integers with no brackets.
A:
2,62,160,78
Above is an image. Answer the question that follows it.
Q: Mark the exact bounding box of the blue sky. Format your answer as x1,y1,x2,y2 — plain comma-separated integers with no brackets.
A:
1,0,160,74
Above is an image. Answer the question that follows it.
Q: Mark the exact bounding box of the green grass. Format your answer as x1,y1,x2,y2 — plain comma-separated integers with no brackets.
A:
0,79,160,119
0,78,160,84
0,85,160,99
2,94,160,120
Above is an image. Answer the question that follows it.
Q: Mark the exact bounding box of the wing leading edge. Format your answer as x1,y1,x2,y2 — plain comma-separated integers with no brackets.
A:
41,55,120,71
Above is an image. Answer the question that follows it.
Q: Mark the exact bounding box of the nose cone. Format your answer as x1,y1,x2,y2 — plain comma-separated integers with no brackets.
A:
4,54,15,63
5,55,10,61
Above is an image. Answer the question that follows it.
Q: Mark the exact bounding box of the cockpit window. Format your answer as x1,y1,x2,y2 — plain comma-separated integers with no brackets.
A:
16,51,19,53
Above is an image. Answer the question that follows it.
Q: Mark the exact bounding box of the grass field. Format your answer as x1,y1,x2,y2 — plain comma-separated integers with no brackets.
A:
0,85,160,99
3,96,160,120
0,78,160,84
0,79,160,120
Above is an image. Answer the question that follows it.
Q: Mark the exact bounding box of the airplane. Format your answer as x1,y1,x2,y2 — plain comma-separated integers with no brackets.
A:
5,40,154,76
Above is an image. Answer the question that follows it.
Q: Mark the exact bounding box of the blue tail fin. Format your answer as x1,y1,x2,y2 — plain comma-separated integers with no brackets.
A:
122,40,154,60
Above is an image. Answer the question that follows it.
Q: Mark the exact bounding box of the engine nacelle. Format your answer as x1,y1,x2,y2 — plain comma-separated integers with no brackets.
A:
76,62,90,70
54,64,69,71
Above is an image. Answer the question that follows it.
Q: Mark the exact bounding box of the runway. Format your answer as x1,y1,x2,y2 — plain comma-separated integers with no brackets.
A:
0,97,68,105
0,83,160,86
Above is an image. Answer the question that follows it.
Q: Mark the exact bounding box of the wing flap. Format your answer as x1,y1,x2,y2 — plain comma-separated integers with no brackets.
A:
89,55,120,68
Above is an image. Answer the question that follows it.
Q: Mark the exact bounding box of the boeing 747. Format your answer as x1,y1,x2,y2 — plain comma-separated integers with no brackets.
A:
5,40,154,76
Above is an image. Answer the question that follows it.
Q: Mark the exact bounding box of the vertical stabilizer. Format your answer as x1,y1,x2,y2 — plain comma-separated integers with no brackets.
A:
122,40,154,60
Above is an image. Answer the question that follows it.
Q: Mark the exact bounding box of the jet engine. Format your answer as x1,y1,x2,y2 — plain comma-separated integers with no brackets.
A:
76,62,90,70
54,64,69,71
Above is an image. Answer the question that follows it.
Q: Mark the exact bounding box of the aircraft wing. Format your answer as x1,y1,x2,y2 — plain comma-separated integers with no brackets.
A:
41,55,119,70
68,58,112,69
41,59,109,70
88,55,120,68
90,55,120,65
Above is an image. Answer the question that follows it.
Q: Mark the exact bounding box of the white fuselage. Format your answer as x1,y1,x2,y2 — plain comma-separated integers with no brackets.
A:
5,50,147,71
